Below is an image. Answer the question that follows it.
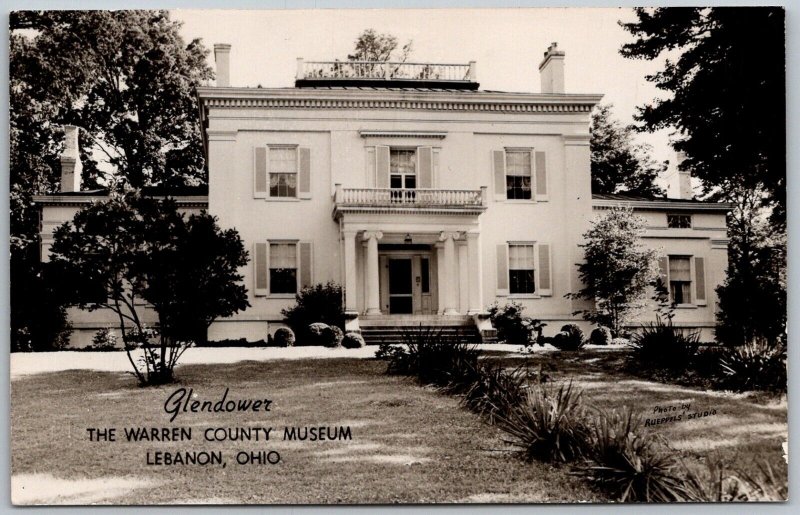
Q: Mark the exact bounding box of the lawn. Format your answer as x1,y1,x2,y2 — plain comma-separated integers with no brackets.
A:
11,354,597,504
11,347,787,504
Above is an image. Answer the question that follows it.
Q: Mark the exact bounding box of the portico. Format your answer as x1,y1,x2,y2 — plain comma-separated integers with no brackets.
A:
333,185,487,323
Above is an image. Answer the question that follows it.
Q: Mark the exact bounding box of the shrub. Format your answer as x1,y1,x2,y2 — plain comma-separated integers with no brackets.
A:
551,324,585,351
590,326,612,346
307,322,339,347
576,408,689,502
683,457,787,502
718,338,787,393
90,328,118,351
629,317,699,371
341,332,365,349
462,363,529,424
330,326,344,346
376,326,481,387
611,337,630,346
273,327,295,347
488,301,540,345
496,381,588,464
282,281,344,341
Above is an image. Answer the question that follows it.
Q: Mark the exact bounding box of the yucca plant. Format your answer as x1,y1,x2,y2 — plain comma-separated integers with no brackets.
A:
630,317,700,371
576,408,689,502
718,338,787,392
683,457,788,501
496,381,588,463
461,363,530,423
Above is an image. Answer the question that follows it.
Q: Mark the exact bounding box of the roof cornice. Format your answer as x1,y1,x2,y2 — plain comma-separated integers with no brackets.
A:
592,199,733,212
196,86,603,114
32,194,209,208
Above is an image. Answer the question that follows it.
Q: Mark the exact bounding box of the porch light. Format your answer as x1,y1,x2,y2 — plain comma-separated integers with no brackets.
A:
404,233,413,244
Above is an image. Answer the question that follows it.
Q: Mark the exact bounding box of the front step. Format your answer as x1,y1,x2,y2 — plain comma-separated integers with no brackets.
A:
360,324,483,346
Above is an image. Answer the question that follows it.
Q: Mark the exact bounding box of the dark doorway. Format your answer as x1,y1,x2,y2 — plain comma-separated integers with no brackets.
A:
388,258,413,314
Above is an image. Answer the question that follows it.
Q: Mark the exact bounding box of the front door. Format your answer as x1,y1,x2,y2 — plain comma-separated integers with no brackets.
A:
388,258,413,314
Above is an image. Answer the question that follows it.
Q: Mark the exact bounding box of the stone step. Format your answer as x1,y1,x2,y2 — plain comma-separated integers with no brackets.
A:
360,315,474,328
361,325,483,345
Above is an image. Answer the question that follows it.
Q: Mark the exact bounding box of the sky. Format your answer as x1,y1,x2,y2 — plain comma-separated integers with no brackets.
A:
173,7,679,190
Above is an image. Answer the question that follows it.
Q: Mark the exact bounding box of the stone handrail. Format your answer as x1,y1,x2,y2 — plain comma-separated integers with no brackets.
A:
335,187,486,207
298,60,476,82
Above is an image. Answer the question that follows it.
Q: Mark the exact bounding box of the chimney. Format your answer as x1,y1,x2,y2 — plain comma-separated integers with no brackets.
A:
667,151,693,200
214,43,231,87
60,125,82,192
539,42,565,94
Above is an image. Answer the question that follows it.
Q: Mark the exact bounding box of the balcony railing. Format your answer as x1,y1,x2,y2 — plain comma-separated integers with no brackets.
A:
334,186,487,208
297,59,477,83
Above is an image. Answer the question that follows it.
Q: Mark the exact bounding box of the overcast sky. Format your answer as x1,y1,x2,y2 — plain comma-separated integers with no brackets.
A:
173,7,679,188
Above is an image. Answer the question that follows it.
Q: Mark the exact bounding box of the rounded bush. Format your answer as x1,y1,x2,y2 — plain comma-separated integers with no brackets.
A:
590,326,612,346
552,324,585,351
341,332,366,349
308,322,339,347
273,327,295,347
330,325,344,346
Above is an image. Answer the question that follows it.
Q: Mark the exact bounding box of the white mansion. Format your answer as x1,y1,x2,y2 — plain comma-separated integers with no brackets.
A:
36,43,730,346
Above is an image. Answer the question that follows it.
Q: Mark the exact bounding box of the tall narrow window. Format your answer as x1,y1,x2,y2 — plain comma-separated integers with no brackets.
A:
269,147,297,198
506,150,532,200
269,243,297,294
668,256,692,304
509,244,536,294
420,258,430,294
389,149,416,202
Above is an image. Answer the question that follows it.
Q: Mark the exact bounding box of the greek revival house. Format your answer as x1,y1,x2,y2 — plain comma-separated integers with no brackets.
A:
35,43,730,346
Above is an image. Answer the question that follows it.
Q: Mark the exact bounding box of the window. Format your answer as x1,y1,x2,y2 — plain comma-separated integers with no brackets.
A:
668,256,692,304
269,147,297,198
269,243,297,294
506,150,532,200
667,214,692,229
390,149,416,189
509,244,536,294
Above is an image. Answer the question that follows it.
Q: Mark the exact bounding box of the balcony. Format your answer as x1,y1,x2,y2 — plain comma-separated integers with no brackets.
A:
332,186,488,220
296,59,479,90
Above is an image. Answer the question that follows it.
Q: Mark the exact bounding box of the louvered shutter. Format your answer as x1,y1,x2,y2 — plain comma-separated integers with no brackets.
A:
254,147,268,198
298,242,313,291
254,242,268,296
493,150,506,200
535,151,548,200
298,147,311,198
376,146,390,188
418,146,433,188
496,244,509,296
658,256,669,283
694,257,706,305
366,147,376,187
537,243,552,296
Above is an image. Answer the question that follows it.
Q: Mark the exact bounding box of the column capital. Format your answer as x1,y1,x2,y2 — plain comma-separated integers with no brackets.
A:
439,231,461,242
342,229,359,238
363,230,383,241
465,231,481,241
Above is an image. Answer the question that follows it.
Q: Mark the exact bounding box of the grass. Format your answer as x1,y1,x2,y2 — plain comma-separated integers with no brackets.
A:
482,347,787,497
11,357,597,504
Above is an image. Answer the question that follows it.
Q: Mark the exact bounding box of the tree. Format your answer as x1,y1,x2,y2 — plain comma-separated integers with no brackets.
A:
10,10,213,351
715,187,786,346
50,193,249,384
590,104,665,197
620,7,785,222
348,29,413,63
621,7,787,345
567,207,659,335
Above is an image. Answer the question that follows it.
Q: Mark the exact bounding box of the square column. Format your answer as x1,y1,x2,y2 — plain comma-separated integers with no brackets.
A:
342,230,358,313
439,231,460,315
466,232,484,314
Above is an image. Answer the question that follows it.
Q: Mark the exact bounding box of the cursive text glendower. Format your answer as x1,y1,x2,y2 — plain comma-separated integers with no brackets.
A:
164,387,272,422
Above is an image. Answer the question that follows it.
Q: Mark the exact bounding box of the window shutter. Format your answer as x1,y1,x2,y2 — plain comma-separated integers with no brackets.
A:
366,147,376,187
496,244,509,296
493,150,506,200
254,147,268,198
537,243,552,296
376,146,390,188
254,242,268,296
694,257,706,305
298,241,313,290
658,256,669,283
418,146,433,188
535,151,548,200
298,147,311,199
